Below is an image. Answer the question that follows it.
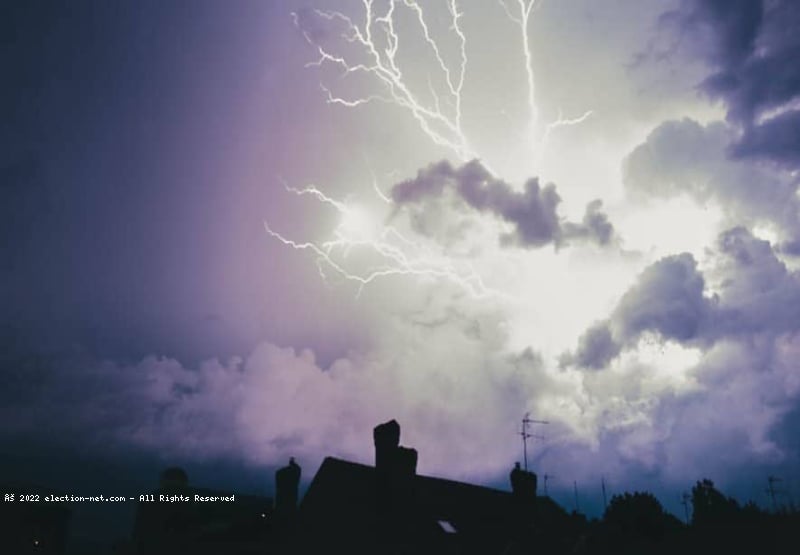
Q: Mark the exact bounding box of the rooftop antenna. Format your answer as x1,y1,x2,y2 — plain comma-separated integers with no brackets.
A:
543,474,554,496
767,476,782,513
573,480,581,513
680,492,691,524
519,412,549,471
601,476,608,512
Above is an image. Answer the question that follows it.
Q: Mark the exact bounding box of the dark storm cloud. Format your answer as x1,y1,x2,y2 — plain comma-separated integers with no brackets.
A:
673,0,800,166
730,109,800,167
572,253,710,369
570,226,800,369
391,159,615,249
614,253,710,342
712,227,800,337
568,227,800,480
678,0,763,70
563,200,616,248
623,118,800,251
571,322,621,370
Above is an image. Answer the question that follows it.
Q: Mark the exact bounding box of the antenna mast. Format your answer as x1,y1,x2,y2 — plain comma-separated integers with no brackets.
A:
543,474,554,496
680,492,691,524
519,412,548,471
767,475,782,513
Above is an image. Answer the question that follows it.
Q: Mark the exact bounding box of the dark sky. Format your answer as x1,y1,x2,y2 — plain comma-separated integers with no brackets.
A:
2,0,800,548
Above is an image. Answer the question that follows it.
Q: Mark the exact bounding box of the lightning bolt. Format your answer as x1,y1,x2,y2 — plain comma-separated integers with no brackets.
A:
264,179,506,300
278,2,594,298
499,0,593,158
291,0,475,162
498,0,540,128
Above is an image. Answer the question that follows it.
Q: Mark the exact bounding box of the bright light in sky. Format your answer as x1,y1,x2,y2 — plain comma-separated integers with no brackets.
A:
616,196,725,259
6,0,800,526
251,0,800,489
267,0,727,437
340,203,377,237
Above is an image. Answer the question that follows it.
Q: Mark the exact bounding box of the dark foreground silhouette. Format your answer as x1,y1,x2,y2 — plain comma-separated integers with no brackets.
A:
2,420,798,554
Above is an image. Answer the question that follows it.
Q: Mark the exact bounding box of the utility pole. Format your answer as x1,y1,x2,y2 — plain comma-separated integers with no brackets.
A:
573,481,581,513
680,492,691,525
519,413,548,471
601,476,608,512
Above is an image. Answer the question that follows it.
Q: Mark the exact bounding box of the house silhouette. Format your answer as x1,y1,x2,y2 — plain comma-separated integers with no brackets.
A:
131,467,276,554
282,419,576,554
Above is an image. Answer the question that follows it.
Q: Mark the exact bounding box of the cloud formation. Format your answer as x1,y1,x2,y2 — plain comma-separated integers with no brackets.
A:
571,226,800,366
563,226,800,482
0,297,567,481
6,225,800,490
674,0,800,167
623,117,800,251
391,159,615,249
570,252,710,370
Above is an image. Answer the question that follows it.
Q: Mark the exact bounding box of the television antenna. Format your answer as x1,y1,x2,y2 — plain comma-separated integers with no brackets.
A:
519,412,548,471
767,475,782,512
680,492,691,524
543,473,554,496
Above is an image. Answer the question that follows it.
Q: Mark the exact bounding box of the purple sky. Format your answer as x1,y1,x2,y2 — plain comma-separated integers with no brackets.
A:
2,0,800,534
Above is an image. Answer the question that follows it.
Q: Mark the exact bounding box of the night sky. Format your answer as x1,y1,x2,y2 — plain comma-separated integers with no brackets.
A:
2,0,800,545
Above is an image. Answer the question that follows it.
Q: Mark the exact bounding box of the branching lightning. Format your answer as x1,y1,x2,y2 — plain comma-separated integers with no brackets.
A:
291,0,475,161
499,0,593,157
264,181,504,300
273,1,594,297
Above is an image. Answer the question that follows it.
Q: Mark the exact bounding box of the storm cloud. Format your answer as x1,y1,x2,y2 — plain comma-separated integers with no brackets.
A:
623,117,800,252
571,226,800,369
5,0,800,530
391,159,615,249
674,0,800,167
566,226,800,479
571,252,711,370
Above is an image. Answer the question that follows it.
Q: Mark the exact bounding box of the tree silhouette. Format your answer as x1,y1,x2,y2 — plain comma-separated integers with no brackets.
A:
603,491,673,540
690,479,740,528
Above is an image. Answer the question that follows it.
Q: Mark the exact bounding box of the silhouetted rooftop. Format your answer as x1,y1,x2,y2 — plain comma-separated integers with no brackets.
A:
290,456,570,554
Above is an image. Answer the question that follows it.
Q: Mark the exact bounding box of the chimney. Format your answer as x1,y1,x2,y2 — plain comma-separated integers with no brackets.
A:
372,420,417,513
395,446,418,476
373,419,401,471
275,457,301,515
510,462,537,502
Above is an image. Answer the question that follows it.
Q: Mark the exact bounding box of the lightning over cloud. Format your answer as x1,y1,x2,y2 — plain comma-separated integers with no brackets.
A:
254,0,800,497
293,0,593,166
264,180,504,299
273,1,602,298
8,1,800,536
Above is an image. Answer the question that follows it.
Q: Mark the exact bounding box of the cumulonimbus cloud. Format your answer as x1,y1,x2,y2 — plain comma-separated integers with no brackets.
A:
570,226,800,369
